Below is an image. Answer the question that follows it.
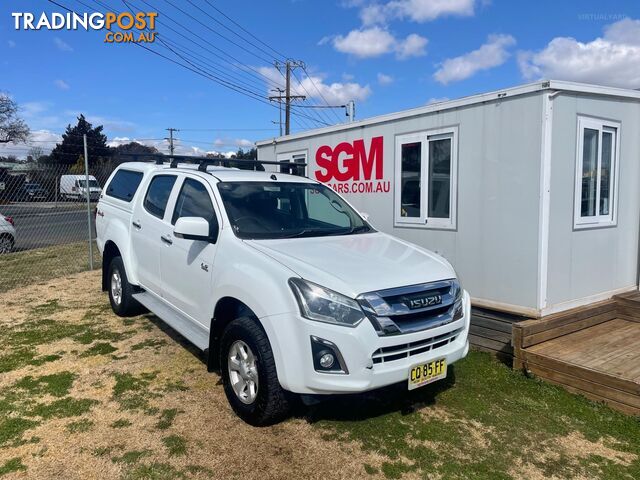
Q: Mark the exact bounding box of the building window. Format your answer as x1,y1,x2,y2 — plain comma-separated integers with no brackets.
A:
574,117,620,229
277,151,307,177
394,127,458,229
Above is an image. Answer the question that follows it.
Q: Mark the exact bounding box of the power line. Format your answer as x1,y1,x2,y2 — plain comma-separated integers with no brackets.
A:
301,65,344,123
201,0,287,60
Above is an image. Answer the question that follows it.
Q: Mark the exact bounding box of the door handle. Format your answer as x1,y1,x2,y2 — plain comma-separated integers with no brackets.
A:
160,234,173,245
132,220,141,229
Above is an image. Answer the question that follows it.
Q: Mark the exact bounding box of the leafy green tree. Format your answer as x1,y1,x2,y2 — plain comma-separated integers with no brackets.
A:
113,141,160,156
50,115,112,165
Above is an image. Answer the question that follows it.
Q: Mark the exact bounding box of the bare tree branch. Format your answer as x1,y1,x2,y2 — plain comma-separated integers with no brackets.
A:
0,94,30,144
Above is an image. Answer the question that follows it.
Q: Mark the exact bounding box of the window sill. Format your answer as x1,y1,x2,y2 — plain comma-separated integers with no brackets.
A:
573,220,617,231
394,220,456,231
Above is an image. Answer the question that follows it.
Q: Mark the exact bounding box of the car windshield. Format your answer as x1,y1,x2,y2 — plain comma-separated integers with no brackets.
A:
78,179,99,188
217,181,373,240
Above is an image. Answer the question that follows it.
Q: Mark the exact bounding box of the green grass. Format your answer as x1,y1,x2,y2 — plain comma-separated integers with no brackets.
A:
0,242,101,293
14,372,76,397
66,419,94,433
28,398,97,420
0,457,26,476
156,409,178,430
314,351,640,479
162,435,187,457
112,450,152,465
112,372,161,412
111,418,133,429
80,342,118,357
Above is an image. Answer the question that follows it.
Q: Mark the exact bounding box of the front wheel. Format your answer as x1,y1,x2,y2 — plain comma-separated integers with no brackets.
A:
107,256,144,317
220,317,291,426
0,235,14,254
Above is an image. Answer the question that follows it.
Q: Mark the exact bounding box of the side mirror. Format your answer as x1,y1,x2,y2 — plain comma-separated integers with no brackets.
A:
174,217,213,242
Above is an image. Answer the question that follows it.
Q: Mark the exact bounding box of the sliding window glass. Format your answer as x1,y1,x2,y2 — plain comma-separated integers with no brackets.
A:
575,117,619,229
395,127,457,229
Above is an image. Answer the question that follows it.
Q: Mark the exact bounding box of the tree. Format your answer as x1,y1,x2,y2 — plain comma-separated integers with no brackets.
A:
50,114,112,165
113,141,160,156
28,145,44,163
0,94,30,144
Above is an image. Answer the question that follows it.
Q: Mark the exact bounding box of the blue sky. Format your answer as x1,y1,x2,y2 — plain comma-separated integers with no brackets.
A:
1,0,639,158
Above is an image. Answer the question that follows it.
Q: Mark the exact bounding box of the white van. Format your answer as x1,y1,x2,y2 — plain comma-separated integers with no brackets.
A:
60,175,102,201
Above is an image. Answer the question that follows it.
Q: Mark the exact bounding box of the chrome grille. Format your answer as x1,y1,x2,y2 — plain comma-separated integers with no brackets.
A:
357,279,462,336
372,328,461,364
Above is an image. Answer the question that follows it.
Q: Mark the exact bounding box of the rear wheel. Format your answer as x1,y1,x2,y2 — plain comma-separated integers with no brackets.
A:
220,317,291,426
108,256,144,317
0,235,14,254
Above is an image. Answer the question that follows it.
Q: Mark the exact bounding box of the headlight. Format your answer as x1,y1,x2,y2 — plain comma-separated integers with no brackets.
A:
453,281,464,320
289,278,365,327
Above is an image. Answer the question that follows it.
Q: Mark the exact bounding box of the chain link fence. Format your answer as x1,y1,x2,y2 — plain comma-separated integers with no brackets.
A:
0,160,119,292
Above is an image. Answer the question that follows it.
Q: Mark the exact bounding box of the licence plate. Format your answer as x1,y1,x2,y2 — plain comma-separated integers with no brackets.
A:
408,358,447,390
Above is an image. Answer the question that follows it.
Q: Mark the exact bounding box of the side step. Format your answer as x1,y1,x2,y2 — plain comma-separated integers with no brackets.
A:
132,292,209,350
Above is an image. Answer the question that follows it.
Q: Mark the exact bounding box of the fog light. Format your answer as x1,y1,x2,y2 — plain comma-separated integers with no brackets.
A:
319,352,335,369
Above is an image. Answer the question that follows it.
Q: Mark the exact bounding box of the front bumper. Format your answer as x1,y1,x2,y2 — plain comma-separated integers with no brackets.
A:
261,291,471,395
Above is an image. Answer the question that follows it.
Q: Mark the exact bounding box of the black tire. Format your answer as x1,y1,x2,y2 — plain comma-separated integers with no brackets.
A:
220,317,291,426
107,256,144,317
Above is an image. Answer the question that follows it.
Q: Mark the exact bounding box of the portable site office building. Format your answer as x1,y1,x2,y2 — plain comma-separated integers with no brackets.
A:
256,80,640,319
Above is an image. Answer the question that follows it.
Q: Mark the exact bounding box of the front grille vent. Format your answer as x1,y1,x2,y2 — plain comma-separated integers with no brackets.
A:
371,328,461,364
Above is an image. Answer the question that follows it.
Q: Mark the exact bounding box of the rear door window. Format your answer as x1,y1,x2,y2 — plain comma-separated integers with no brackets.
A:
143,175,177,219
105,169,144,202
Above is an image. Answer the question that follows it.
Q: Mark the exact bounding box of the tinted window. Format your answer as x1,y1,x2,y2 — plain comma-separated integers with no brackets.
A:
171,179,218,237
218,182,372,239
106,170,144,202
143,175,177,219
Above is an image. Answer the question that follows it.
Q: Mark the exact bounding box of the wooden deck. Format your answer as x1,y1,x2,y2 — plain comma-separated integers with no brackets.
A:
469,307,528,363
513,295,640,416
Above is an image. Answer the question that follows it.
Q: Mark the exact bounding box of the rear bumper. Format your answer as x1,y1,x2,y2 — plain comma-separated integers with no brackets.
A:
261,291,471,395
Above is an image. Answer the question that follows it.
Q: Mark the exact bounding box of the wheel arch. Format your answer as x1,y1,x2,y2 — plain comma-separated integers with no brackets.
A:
207,296,262,371
101,240,122,291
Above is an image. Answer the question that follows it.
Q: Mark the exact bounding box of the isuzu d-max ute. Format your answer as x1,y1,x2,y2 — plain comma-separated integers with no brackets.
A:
96,160,470,425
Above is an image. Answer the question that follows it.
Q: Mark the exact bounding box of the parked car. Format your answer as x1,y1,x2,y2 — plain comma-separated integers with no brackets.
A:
15,182,48,202
60,175,102,201
0,213,15,254
96,161,470,425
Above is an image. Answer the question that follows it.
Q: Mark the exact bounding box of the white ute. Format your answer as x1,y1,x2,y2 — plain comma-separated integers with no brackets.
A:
96,160,470,425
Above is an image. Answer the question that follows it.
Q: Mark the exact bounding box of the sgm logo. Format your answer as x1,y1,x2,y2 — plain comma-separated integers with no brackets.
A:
314,137,389,194
315,136,383,182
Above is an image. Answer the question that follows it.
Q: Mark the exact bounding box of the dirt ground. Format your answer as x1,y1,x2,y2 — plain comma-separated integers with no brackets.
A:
0,270,386,480
1,271,638,480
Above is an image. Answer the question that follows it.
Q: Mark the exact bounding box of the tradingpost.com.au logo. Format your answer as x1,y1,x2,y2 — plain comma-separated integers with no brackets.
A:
11,10,158,43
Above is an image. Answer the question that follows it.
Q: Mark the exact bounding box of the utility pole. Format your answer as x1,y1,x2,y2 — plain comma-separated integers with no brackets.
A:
166,127,179,157
274,60,305,135
269,88,285,136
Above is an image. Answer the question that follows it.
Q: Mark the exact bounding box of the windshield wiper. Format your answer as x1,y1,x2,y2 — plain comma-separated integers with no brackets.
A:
346,225,371,234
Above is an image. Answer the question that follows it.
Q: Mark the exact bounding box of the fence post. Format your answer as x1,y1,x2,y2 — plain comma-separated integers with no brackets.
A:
83,134,94,270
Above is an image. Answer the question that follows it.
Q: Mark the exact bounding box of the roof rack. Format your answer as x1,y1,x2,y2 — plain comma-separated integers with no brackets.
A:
114,153,306,173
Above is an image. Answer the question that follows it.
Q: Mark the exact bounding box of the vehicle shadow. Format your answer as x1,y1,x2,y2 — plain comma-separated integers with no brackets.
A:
297,367,458,423
141,312,460,420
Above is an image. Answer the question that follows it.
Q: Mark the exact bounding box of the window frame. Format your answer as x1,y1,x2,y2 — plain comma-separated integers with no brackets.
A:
574,116,621,230
143,174,177,220
394,126,458,230
170,177,220,233
105,169,144,203
277,150,308,177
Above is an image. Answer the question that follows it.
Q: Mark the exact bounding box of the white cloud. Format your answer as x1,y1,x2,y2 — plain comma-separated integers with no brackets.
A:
53,37,73,52
377,73,394,85
0,130,62,159
359,0,476,25
258,67,371,104
434,34,515,84
333,27,396,57
214,138,253,148
8,40,16,48
396,33,428,59
54,79,70,90
518,18,640,89
331,27,427,59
